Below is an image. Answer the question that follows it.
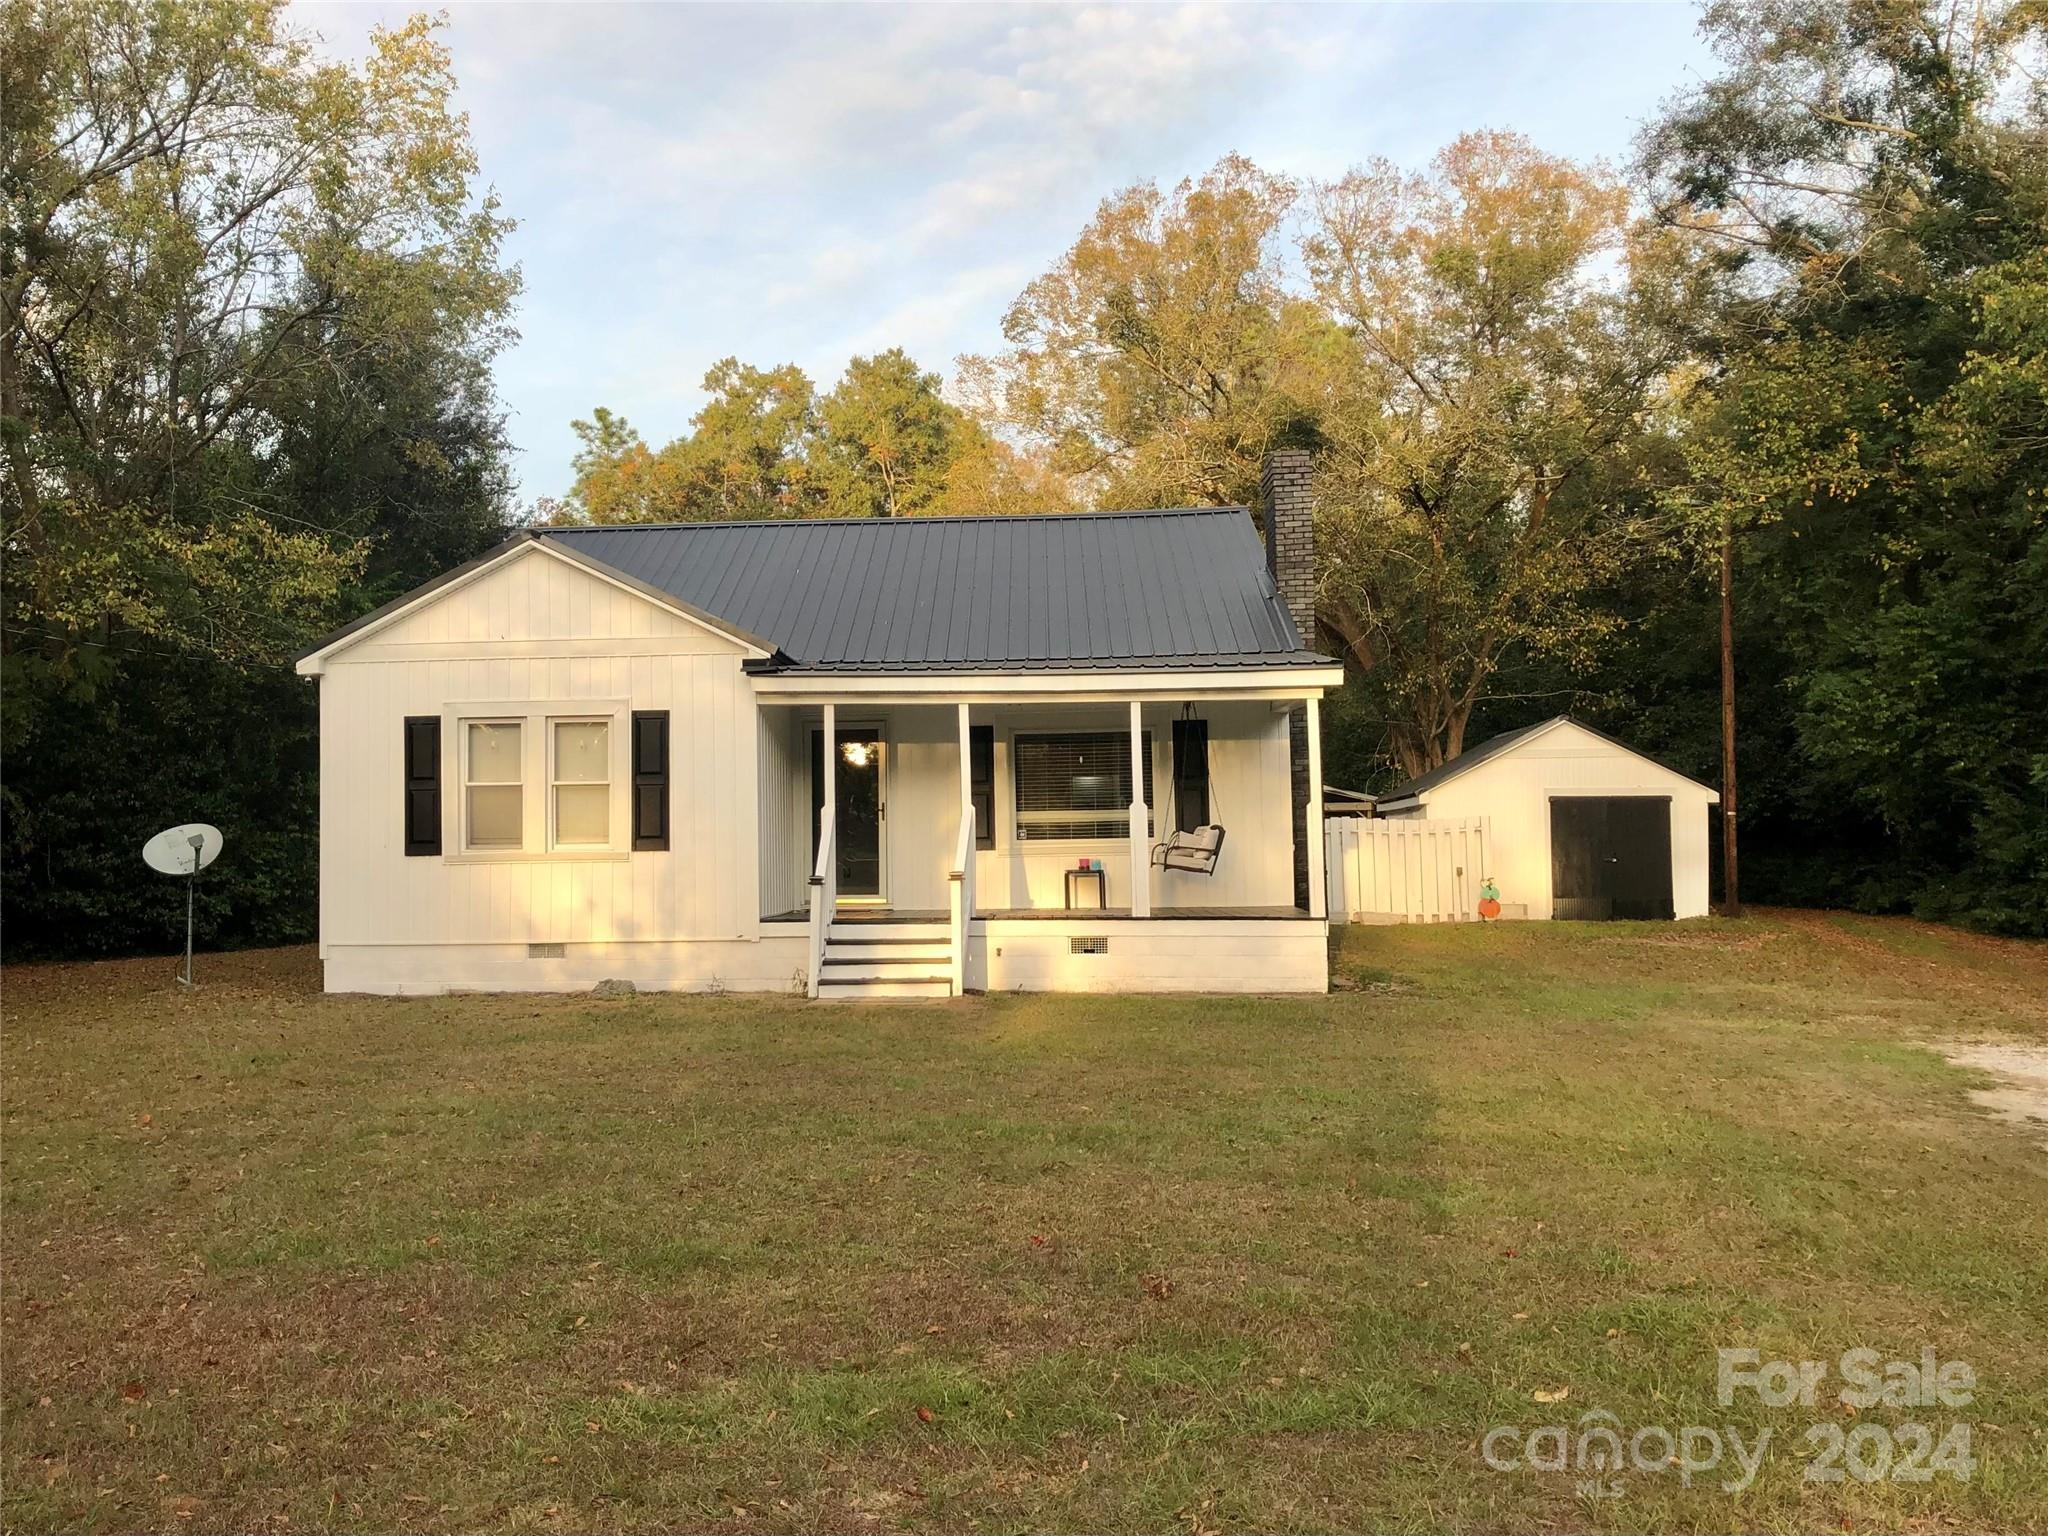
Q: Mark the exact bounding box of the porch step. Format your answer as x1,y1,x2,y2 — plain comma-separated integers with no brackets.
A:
816,918,955,999
820,957,951,982
816,974,954,1000
825,941,951,963
827,922,948,943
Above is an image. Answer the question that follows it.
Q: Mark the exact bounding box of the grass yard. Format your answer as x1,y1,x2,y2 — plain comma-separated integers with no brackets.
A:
4,913,2046,1534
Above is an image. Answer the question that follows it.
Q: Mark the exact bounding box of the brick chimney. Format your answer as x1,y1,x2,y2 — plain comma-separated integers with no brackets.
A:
1261,447,1316,646
1261,448,1317,911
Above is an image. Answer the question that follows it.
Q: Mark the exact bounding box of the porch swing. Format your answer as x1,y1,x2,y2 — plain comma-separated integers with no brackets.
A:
1151,704,1226,875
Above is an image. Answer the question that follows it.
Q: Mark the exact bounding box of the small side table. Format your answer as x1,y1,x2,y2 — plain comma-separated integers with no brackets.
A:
1064,867,1107,911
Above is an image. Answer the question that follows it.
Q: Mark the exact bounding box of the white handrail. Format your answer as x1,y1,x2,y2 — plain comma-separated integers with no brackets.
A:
807,804,836,998
948,802,975,997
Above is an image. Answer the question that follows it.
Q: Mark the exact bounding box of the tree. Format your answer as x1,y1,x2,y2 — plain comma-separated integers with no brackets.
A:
1301,132,1716,774
811,349,973,517
1640,0,2048,931
1,0,520,955
677,359,823,519
1,0,516,681
933,434,1082,517
567,350,1025,522
958,155,1306,510
562,408,682,525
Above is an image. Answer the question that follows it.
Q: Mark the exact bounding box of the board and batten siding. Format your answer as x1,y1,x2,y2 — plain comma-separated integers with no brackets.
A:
1378,720,1715,920
313,544,793,993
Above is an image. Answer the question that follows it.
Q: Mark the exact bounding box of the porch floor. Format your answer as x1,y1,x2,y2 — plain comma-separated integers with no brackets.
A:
764,905,1316,923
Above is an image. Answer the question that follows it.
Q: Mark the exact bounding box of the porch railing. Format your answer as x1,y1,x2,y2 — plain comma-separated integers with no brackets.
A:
947,803,976,996
806,804,836,997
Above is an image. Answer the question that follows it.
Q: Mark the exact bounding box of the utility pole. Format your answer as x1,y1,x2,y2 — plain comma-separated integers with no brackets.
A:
1719,510,1741,918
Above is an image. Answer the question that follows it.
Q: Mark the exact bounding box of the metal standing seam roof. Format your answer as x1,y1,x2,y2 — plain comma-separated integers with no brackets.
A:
1374,715,1718,805
542,508,1331,673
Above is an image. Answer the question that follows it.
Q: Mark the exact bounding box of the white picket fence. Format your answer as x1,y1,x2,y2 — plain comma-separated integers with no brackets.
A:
1325,816,1492,924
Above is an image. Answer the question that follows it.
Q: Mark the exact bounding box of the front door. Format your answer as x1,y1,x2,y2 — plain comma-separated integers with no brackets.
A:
811,723,887,901
1549,796,1674,920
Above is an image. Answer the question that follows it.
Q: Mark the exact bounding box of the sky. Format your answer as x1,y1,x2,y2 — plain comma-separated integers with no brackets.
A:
297,2,1718,505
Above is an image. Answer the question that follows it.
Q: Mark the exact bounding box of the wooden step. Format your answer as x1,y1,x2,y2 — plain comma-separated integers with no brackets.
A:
825,943,952,964
824,925,949,944
820,958,950,982
816,974,954,1000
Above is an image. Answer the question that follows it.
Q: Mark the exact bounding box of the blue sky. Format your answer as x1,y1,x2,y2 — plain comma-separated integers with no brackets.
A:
300,2,1715,504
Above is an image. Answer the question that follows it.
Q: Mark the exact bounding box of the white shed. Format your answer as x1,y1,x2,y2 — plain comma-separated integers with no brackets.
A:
1373,717,1719,921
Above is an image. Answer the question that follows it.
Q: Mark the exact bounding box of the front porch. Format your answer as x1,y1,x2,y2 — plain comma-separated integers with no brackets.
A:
764,905,1319,923
752,683,1330,997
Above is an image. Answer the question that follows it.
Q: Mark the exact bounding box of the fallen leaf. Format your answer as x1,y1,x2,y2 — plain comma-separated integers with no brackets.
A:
1533,1387,1570,1404
915,1405,935,1424
120,1382,147,1402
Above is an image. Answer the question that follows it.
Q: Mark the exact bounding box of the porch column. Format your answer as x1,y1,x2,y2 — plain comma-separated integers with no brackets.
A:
1129,699,1150,917
956,702,974,842
821,701,836,851
1305,695,1327,918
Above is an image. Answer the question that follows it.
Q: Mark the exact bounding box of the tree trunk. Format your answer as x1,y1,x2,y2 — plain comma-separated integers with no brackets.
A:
1719,513,1741,918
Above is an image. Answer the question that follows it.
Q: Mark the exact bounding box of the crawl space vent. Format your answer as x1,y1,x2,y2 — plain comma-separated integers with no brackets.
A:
528,942,566,960
1069,936,1109,956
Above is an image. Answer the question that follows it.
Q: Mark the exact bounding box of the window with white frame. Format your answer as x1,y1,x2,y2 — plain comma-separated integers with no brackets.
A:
551,719,611,848
1012,730,1154,841
464,720,524,849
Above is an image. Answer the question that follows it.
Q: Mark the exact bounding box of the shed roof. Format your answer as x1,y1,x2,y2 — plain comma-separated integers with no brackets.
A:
542,507,1326,673
1374,716,1717,807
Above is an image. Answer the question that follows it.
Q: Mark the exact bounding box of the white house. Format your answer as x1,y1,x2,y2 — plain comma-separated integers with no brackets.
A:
1371,716,1720,920
295,452,1344,997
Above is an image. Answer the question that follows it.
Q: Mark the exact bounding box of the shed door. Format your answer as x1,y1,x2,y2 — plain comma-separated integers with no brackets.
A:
1550,797,1674,921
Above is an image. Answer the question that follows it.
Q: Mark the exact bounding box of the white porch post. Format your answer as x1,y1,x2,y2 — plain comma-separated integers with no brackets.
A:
951,702,974,996
821,701,836,858
1129,699,1150,918
957,702,973,837
1305,694,1327,918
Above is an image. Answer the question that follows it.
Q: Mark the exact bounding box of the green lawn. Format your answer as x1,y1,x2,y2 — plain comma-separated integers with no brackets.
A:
4,913,2045,1534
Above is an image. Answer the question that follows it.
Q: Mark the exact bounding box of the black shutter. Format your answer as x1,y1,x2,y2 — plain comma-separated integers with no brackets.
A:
403,716,441,856
632,711,670,850
1171,718,1209,832
969,725,995,849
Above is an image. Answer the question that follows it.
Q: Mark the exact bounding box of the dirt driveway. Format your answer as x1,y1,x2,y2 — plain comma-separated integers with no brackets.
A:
1943,1039,2048,1148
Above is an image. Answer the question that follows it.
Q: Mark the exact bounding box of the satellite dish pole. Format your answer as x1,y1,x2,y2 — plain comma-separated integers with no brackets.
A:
180,831,200,985
143,824,224,987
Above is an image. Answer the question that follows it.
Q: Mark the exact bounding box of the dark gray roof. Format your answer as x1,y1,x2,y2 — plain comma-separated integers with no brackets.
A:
1375,715,1715,804
542,508,1327,673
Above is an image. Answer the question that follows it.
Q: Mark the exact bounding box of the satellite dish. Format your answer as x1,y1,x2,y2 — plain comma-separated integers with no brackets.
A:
143,823,222,876
143,823,224,985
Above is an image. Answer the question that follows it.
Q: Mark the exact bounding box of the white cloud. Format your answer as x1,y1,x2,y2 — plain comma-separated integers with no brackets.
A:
292,1,1711,499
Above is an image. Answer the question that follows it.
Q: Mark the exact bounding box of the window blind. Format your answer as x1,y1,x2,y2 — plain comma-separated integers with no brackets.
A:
1013,731,1153,842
